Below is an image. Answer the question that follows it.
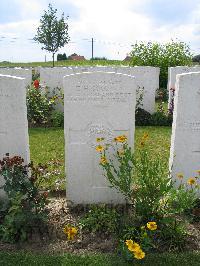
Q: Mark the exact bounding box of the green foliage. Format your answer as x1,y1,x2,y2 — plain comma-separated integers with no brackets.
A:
135,108,152,126
57,53,67,61
51,111,64,127
151,111,172,126
0,155,48,243
136,99,173,126
34,3,70,67
129,40,193,99
79,205,120,234
192,54,200,63
97,134,198,251
158,218,187,251
27,84,55,125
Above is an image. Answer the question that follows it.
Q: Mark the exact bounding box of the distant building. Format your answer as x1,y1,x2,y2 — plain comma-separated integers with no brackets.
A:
68,53,86,61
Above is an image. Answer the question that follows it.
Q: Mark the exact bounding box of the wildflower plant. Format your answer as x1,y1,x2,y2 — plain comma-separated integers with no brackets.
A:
95,134,134,201
96,133,198,252
120,221,158,261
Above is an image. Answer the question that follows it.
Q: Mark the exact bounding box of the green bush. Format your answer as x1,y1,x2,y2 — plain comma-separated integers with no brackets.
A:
51,111,64,127
135,108,152,126
151,111,172,126
27,84,55,125
0,155,48,243
129,40,193,100
135,108,172,126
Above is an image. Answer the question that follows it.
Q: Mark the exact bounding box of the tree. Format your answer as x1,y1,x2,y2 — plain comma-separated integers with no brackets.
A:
34,3,70,67
129,40,193,100
57,53,68,61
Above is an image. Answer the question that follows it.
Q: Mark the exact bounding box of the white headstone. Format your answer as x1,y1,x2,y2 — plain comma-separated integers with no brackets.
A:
40,67,74,91
64,72,136,204
73,66,160,114
128,67,160,114
169,72,200,185
0,74,30,198
168,66,200,111
0,68,32,88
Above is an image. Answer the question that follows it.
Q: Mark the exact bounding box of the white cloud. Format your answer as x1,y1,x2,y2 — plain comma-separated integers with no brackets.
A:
0,0,200,62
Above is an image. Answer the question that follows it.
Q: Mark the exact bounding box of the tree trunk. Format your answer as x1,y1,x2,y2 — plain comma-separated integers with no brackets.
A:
52,53,55,67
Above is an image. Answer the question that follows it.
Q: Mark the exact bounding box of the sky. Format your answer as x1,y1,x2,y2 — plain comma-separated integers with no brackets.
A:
0,0,200,62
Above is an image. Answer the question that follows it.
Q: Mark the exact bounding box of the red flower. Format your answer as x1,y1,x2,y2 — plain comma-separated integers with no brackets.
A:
33,80,40,89
43,191,48,198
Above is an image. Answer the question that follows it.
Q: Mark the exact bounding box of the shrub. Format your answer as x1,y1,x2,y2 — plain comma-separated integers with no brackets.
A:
151,111,172,126
27,82,55,125
0,154,48,243
135,108,152,126
51,111,64,127
129,40,193,100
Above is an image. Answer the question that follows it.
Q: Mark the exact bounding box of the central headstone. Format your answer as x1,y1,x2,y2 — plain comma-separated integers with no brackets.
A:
64,72,136,204
0,74,30,198
169,72,200,185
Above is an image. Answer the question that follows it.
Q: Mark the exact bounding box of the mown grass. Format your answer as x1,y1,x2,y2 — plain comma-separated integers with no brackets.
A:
29,127,171,163
0,60,128,68
29,126,171,189
0,251,200,266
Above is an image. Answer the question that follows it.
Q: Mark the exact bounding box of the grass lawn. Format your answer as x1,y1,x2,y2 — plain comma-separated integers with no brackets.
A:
29,126,171,167
0,59,128,68
29,126,171,189
0,251,200,266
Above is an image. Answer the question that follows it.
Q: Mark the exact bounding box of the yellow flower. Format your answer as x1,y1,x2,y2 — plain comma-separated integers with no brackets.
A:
125,240,140,252
100,156,107,165
95,145,104,152
114,135,127,143
125,239,133,246
96,137,105,142
143,133,149,140
187,177,196,186
139,132,149,147
63,226,78,240
147,221,157,231
134,249,145,260
176,173,184,179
